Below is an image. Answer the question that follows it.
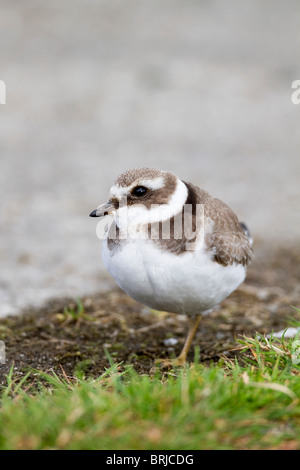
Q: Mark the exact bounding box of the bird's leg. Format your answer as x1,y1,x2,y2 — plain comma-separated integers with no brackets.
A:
175,315,202,366
154,315,201,369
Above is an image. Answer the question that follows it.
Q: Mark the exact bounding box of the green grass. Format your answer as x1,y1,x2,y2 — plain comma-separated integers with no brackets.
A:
1,326,300,450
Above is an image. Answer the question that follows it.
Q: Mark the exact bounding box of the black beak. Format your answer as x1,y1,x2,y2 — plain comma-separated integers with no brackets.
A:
89,201,115,218
89,210,99,217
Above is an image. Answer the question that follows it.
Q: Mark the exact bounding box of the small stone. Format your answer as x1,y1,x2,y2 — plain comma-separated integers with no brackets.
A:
163,338,178,346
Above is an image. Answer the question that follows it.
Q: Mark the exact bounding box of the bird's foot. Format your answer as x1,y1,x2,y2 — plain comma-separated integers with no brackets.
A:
151,355,187,372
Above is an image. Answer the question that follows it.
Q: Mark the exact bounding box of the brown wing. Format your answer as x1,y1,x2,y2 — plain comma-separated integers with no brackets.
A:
184,182,253,267
205,196,253,267
209,230,253,267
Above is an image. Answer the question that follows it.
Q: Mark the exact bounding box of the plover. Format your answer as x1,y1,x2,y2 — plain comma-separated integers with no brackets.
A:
90,168,253,365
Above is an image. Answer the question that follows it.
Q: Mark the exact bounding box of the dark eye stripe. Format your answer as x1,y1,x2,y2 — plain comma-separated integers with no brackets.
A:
131,186,148,197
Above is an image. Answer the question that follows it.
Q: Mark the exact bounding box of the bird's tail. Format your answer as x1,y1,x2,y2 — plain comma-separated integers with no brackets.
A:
240,222,253,247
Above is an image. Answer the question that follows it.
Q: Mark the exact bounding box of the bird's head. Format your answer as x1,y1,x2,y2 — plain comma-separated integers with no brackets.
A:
89,167,188,227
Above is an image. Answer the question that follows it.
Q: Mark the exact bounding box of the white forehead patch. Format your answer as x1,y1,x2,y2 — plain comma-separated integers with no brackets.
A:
138,176,165,190
110,176,165,199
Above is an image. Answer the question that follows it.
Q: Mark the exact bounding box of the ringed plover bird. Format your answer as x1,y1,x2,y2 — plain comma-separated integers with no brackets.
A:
90,168,253,366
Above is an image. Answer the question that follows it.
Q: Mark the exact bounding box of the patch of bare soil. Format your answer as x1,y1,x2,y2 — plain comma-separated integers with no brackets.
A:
0,245,299,384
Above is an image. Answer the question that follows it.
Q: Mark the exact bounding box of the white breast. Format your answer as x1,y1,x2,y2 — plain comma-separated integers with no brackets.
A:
102,237,246,316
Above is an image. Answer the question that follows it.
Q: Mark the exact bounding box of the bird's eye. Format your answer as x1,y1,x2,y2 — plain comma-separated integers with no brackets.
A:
131,186,148,197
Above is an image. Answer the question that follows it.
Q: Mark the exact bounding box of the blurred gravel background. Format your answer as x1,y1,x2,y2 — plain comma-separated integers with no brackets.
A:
0,0,299,316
